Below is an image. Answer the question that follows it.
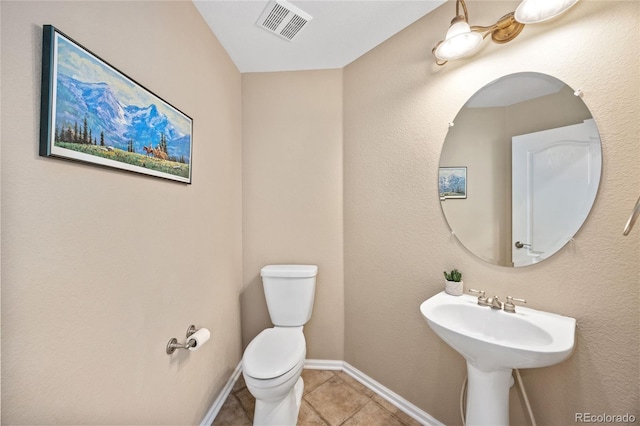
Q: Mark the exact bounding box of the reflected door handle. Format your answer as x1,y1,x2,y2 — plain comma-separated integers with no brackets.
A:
514,241,531,249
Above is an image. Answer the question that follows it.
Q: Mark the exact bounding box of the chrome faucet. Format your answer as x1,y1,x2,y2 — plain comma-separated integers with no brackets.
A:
468,289,489,306
486,296,503,310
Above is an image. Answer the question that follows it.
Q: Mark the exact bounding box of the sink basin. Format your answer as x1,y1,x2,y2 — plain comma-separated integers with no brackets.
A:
420,291,576,371
420,291,576,425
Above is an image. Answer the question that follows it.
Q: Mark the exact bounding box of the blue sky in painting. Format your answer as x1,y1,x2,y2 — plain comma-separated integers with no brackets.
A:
55,34,191,136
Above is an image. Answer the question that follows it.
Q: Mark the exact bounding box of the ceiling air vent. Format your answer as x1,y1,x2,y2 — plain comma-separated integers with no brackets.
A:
257,0,313,41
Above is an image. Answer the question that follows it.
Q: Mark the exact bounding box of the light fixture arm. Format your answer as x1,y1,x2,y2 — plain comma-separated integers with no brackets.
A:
470,12,524,44
455,0,470,23
432,0,526,65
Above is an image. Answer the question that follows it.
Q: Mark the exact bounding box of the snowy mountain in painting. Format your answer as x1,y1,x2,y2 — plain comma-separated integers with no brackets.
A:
439,173,465,195
55,74,191,161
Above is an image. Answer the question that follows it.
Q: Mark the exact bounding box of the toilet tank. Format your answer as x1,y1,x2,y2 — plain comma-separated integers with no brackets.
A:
261,265,318,327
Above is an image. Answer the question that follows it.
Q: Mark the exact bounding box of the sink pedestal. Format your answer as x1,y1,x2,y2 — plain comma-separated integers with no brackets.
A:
465,363,511,426
420,292,577,426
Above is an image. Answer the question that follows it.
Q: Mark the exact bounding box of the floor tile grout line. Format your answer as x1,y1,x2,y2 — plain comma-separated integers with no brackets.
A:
302,370,337,397
337,397,414,426
337,379,412,426
301,395,333,426
302,384,343,426
231,387,253,422
229,389,251,422
337,398,375,426
303,373,369,426
300,371,336,420
369,397,412,426
231,393,252,424
301,385,332,426
219,369,413,426
348,382,406,426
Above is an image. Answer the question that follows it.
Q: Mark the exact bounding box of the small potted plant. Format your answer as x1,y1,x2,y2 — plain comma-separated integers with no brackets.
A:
443,269,463,296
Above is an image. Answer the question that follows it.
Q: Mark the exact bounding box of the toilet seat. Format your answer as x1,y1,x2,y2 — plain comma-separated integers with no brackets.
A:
243,327,306,381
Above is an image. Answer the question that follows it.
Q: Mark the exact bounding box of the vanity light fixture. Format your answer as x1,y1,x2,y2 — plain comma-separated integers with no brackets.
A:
433,0,579,65
515,0,579,24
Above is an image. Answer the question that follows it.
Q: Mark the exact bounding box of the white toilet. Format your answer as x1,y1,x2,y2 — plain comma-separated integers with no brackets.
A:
242,264,318,426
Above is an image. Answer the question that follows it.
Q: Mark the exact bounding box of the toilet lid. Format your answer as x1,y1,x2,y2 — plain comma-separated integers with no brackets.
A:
243,328,306,380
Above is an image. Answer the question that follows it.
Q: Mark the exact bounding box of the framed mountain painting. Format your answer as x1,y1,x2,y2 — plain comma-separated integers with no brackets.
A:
438,167,467,199
39,25,193,183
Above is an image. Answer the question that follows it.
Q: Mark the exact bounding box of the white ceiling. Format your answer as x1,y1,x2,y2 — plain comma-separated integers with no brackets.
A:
193,0,446,73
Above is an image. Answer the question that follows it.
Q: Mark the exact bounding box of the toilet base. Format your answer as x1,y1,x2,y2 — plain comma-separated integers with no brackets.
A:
253,377,304,426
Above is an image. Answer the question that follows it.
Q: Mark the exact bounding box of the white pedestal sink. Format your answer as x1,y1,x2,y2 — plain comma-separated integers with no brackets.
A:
420,292,576,426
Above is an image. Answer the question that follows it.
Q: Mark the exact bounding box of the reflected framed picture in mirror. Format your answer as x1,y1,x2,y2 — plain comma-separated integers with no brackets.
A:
439,167,467,199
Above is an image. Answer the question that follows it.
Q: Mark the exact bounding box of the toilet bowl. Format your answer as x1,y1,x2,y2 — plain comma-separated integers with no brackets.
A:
243,328,306,424
242,265,317,426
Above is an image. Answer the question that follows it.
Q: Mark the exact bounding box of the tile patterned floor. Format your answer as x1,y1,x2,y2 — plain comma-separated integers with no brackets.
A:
213,369,422,426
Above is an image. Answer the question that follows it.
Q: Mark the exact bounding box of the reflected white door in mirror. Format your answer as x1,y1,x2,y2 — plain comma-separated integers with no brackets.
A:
511,119,600,266
438,72,602,267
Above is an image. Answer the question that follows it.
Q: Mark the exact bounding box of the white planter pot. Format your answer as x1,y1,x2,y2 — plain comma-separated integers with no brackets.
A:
445,280,463,296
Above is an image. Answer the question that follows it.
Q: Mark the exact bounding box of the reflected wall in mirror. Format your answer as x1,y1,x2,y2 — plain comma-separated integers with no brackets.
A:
439,72,602,267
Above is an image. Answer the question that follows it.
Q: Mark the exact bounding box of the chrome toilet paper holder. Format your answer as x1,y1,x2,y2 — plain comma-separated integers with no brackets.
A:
166,325,197,355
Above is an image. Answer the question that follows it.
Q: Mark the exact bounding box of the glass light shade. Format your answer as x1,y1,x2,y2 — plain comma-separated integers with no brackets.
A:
434,21,483,61
515,0,579,24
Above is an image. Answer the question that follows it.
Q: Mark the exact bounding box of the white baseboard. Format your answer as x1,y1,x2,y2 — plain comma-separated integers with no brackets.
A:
303,359,343,370
340,361,445,426
203,359,444,426
200,361,243,426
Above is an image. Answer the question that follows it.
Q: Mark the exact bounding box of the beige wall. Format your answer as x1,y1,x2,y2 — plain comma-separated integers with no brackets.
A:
1,1,242,424
441,106,507,265
344,1,639,425
2,0,639,424
241,70,344,359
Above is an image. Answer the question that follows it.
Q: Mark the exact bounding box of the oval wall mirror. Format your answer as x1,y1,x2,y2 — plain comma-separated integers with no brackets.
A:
439,72,602,267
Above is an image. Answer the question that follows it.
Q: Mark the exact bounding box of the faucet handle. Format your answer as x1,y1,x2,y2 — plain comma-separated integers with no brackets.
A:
468,289,488,306
504,296,527,313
